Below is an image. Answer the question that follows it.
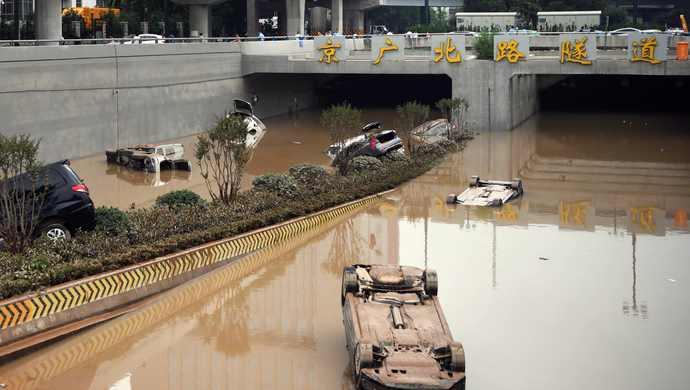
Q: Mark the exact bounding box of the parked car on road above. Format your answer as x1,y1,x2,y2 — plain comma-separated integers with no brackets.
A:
123,34,166,44
608,27,642,36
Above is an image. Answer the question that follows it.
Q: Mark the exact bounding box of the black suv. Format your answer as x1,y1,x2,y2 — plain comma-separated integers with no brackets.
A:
1,159,96,242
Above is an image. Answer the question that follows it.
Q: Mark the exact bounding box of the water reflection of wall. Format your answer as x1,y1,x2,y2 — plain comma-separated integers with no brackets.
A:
396,111,689,235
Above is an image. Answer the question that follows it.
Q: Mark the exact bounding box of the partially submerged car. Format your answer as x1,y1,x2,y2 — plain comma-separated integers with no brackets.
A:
231,98,268,148
325,121,403,166
447,176,523,207
411,119,457,143
105,143,192,173
341,264,466,390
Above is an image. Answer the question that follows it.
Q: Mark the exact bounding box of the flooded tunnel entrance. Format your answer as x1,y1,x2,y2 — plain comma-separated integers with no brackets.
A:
315,74,452,108
539,74,690,113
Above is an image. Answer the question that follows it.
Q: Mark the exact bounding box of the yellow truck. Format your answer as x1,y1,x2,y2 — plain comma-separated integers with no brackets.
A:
62,7,119,29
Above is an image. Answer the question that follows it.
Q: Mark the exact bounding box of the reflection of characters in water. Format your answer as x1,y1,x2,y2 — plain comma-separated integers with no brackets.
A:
322,219,370,277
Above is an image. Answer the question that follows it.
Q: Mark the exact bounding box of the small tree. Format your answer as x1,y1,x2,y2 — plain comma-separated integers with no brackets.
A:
436,97,470,140
0,134,47,253
320,102,362,176
394,101,430,157
194,114,250,205
473,29,496,60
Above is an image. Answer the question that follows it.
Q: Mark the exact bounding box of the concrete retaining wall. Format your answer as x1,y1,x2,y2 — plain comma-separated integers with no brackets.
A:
0,43,321,163
0,191,385,349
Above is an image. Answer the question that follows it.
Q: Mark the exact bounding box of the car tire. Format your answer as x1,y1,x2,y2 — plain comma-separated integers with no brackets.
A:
511,178,523,194
423,269,438,296
491,198,503,207
342,266,358,305
40,224,71,242
469,176,479,187
449,341,466,372
447,194,457,204
356,343,374,372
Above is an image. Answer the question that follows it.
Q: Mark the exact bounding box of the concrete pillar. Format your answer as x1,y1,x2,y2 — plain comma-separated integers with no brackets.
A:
189,4,210,37
121,22,128,37
286,0,305,37
331,0,342,35
140,22,149,34
343,10,364,33
311,7,327,32
208,8,213,37
177,21,184,37
35,0,61,46
278,11,287,34
247,0,259,37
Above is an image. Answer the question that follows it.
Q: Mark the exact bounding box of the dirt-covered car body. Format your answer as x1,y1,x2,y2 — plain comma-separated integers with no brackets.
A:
447,176,523,207
325,122,404,166
341,265,466,390
105,143,192,173
411,119,457,143
232,98,267,148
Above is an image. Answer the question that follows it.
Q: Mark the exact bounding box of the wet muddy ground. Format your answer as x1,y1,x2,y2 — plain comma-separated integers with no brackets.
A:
1,109,689,389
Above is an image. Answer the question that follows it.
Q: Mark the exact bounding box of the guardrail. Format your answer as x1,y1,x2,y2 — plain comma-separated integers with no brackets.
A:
2,33,687,59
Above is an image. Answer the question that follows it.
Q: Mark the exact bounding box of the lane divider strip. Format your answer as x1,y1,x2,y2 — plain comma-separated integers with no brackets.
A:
0,193,384,336
0,192,373,389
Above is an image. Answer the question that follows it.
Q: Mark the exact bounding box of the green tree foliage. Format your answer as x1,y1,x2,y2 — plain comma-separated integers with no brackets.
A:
602,3,629,27
395,101,430,157
0,135,47,254
194,114,250,205
436,98,470,139
463,0,508,12
473,29,496,59
20,12,36,39
368,7,421,33
62,9,83,39
320,102,362,176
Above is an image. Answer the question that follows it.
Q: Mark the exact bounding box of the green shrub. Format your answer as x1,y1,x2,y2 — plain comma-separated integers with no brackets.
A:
288,163,332,195
95,206,135,236
252,173,300,199
473,30,496,60
155,189,207,211
350,156,383,173
412,142,446,157
435,139,459,151
0,140,465,300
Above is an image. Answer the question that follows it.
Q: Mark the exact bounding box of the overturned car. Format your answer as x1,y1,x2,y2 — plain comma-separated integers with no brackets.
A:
341,264,466,390
231,98,267,149
447,176,523,207
105,143,192,173
325,121,403,167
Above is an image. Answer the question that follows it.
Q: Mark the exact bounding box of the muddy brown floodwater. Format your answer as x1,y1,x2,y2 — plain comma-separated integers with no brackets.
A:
1,109,689,390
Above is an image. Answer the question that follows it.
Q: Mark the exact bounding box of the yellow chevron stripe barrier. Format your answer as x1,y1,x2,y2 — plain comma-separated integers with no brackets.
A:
0,194,372,389
0,193,383,339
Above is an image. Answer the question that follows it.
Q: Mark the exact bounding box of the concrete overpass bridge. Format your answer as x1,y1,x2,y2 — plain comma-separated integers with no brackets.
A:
0,33,688,164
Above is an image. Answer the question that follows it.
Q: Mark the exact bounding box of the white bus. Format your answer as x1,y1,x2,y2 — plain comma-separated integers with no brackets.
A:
537,11,601,31
455,12,519,32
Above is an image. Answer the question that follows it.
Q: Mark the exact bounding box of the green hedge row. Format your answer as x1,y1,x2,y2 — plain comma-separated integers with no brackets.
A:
0,143,459,301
